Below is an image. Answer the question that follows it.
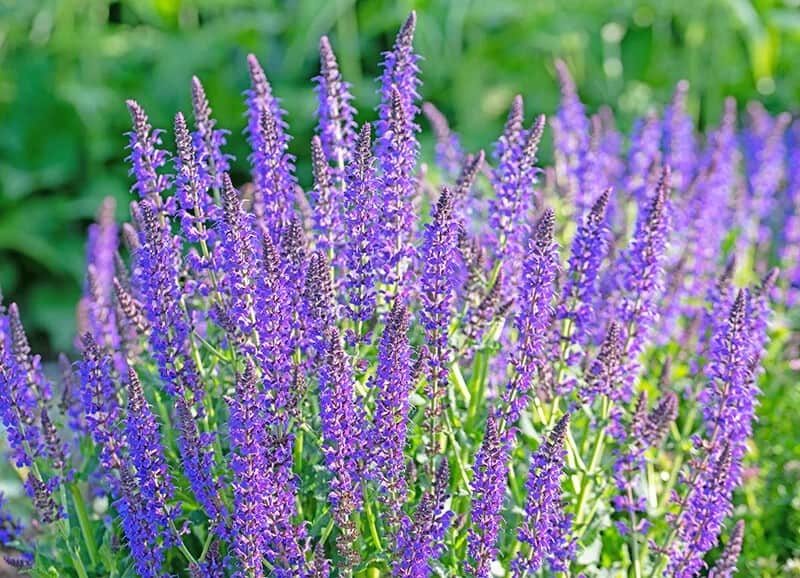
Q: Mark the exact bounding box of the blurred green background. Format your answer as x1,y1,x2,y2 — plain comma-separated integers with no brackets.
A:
1,0,799,574
2,0,800,354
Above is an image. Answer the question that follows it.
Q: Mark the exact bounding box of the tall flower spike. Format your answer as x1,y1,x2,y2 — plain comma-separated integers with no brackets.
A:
453,150,485,213
708,520,745,578
552,60,590,212
303,250,336,357
513,414,575,575
626,113,663,206
245,54,296,239
125,100,170,203
228,361,308,576
191,75,231,191
134,198,203,406
420,187,459,450
228,363,268,577
583,320,622,403
503,208,560,428
175,396,225,533
394,460,453,578
668,444,734,578
78,333,123,477
315,36,358,176
116,466,159,578
125,367,176,570
377,12,420,137
661,80,696,192
174,111,214,246
375,12,421,283
83,196,120,352
699,290,758,483
466,411,508,577
343,123,380,325
251,108,298,238
614,166,671,401
490,113,546,271
487,96,524,256
318,328,363,571
558,188,612,385
423,101,463,178
375,86,419,285
369,298,414,512
310,135,340,255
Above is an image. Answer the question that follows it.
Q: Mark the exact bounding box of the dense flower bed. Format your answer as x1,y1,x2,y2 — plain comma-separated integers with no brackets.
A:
0,11,796,578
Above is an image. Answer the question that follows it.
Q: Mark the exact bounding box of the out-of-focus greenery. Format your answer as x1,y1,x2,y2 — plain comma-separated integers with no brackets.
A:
2,0,800,354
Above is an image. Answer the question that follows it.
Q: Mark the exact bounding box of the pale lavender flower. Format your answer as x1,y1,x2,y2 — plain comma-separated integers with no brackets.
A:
423,101,463,178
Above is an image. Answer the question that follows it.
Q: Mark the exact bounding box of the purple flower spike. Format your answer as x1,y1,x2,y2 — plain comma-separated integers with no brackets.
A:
302,250,336,357
125,367,176,574
174,112,216,247
0,303,44,468
375,13,421,283
708,520,744,578
700,290,759,481
125,100,170,203
503,208,559,427
83,197,121,352
116,466,160,578
251,108,298,238
423,102,463,178
175,396,225,533
134,199,203,406
216,173,260,346
583,321,623,403
245,54,296,238
626,113,663,206
310,135,340,256
369,299,414,510
394,461,453,578
661,80,696,192
315,36,358,177
191,75,232,192
513,414,575,575
614,167,671,401
552,60,590,212
343,123,380,325
78,333,123,475
318,328,363,570
377,12,420,140
466,411,509,577
668,444,734,578
489,112,546,272
375,87,420,284
420,187,459,446
228,362,306,577
559,188,612,374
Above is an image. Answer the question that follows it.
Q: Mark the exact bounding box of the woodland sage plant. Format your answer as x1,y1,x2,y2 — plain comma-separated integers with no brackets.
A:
1,10,797,578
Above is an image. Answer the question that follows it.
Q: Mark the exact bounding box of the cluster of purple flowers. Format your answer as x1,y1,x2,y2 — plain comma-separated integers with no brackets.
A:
1,12,794,578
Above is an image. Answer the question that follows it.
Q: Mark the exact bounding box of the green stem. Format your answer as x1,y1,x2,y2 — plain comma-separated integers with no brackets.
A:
361,480,383,552
70,483,99,566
